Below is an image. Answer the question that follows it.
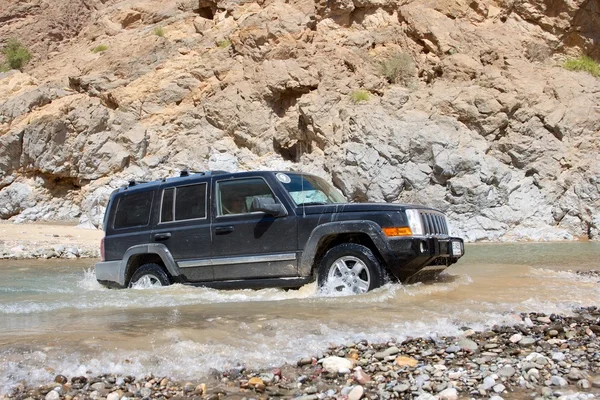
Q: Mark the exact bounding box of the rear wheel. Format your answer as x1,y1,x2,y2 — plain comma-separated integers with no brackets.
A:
129,263,170,288
318,243,387,294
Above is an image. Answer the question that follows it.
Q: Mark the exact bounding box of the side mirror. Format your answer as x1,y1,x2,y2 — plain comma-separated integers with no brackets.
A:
250,197,288,217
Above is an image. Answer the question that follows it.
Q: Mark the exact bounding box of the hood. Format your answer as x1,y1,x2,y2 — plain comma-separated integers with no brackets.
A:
296,202,440,215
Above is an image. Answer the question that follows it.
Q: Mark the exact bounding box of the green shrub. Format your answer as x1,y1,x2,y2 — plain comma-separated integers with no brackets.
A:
217,39,231,48
379,52,416,85
563,56,599,77
91,44,108,53
153,27,165,37
1,39,32,70
351,89,370,103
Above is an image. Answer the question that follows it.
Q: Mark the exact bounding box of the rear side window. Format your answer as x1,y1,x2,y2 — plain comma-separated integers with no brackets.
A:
161,183,207,223
113,191,153,229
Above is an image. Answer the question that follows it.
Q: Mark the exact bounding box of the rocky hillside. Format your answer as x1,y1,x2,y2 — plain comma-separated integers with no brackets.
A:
0,0,599,241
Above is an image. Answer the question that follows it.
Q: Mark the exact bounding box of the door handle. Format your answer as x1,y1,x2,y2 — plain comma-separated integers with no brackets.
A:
215,226,234,235
154,233,172,240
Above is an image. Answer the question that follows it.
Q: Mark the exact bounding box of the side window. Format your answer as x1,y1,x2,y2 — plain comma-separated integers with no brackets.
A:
113,191,153,229
217,178,275,216
160,183,207,223
161,188,174,222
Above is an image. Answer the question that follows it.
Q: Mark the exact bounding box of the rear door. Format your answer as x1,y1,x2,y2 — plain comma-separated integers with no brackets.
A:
151,180,213,281
210,176,298,280
104,189,154,261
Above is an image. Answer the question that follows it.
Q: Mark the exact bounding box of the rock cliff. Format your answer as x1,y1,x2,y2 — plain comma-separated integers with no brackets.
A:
0,0,599,241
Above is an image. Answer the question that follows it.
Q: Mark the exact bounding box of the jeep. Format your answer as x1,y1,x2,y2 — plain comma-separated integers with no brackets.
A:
95,170,464,293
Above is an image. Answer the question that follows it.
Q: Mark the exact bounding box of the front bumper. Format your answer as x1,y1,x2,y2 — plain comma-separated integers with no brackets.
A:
384,236,464,283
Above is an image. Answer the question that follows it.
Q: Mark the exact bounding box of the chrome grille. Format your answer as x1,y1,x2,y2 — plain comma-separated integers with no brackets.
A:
420,211,448,236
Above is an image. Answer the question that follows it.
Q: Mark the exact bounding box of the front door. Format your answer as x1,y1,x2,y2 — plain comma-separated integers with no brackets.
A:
210,176,298,280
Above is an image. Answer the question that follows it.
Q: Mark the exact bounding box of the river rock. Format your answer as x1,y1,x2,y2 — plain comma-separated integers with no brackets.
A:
354,368,371,384
519,337,536,346
45,390,60,400
498,366,516,378
446,345,461,353
457,339,478,351
396,356,418,367
321,356,353,374
509,334,523,343
550,376,568,387
347,385,364,400
437,388,458,400
393,384,410,393
482,376,496,390
106,392,120,400
493,384,506,393
577,379,591,389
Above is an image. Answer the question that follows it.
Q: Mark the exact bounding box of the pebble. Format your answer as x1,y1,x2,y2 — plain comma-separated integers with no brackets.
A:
498,366,515,378
106,392,120,400
457,339,478,351
519,337,536,346
550,375,568,387
493,383,506,393
393,384,409,393
321,356,353,374
45,390,60,400
509,333,523,343
354,368,371,384
347,385,364,400
437,388,458,400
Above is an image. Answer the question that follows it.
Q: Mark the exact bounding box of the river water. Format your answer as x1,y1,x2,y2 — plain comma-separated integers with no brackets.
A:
0,243,599,394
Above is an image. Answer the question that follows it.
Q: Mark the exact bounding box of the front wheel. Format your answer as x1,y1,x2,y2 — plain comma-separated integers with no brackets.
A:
129,263,170,288
318,243,387,294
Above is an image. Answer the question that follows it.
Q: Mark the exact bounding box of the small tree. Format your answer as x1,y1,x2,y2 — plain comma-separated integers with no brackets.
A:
379,52,416,85
1,39,32,70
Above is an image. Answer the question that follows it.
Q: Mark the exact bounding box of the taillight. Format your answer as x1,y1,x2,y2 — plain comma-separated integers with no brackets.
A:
100,237,105,261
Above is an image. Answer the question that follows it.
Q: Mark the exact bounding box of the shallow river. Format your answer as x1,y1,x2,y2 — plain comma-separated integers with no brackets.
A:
0,242,599,394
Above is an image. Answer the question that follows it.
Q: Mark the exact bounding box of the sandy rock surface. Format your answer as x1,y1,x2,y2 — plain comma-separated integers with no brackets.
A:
0,0,599,242
0,221,103,259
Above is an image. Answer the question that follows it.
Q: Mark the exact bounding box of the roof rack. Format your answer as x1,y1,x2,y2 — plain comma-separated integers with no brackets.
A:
179,170,229,177
128,180,149,187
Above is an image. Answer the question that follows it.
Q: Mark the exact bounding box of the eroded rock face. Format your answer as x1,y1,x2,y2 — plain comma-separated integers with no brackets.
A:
0,0,598,240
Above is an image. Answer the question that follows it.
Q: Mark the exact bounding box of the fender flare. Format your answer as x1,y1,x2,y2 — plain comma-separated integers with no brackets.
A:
121,243,181,283
298,221,393,276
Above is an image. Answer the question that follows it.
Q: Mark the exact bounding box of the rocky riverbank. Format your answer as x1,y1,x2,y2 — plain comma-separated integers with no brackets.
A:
5,304,600,400
0,221,102,260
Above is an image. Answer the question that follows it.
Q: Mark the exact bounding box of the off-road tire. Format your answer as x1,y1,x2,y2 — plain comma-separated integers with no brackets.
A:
129,263,170,288
317,243,387,293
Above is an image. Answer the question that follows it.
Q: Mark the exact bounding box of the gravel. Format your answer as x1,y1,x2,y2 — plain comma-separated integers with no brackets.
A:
5,307,600,400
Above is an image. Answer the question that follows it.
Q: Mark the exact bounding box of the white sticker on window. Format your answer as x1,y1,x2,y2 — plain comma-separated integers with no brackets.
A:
276,173,291,184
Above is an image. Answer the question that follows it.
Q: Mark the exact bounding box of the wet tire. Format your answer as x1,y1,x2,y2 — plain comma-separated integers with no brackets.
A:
129,263,170,288
318,243,387,294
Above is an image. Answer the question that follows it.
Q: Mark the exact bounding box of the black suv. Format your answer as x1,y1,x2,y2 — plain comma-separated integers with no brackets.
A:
95,171,464,293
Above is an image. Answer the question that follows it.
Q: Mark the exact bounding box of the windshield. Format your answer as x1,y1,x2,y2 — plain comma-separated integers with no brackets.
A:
277,173,346,206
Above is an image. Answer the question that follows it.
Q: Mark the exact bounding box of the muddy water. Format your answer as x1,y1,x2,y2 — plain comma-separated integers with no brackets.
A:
0,242,599,394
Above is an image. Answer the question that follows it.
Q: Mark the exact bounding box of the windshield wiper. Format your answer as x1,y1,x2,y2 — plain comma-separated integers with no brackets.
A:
297,201,328,206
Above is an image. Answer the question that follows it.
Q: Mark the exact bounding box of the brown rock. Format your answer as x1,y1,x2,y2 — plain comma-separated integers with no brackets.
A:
396,356,418,368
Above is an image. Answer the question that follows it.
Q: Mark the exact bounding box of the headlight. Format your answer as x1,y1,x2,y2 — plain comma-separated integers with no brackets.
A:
405,209,424,236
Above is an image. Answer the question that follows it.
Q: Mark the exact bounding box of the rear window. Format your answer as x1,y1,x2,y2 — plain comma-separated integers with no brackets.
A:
113,191,153,229
161,183,207,223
